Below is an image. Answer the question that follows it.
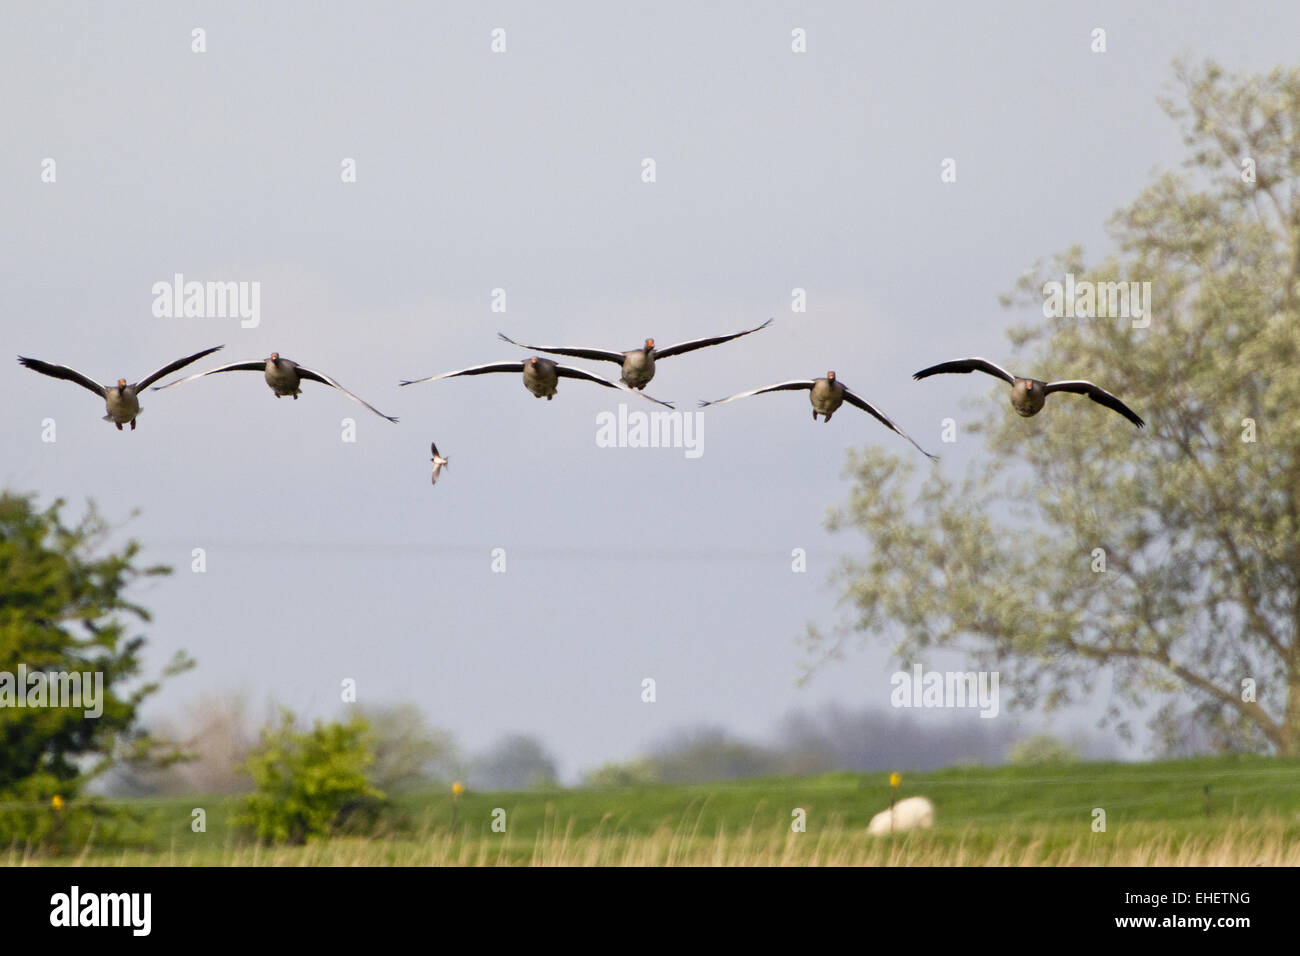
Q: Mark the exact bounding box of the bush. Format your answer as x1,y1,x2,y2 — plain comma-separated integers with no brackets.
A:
581,760,658,788
233,711,385,845
1007,735,1080,766
0,492,191,852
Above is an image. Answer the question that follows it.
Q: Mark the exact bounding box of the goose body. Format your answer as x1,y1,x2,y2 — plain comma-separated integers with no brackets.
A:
497,318,772,390
619,348,657,389
263,356,306,397
809,376,847,420
400,356,675,408
104,384,141,426
17,345,224,430
912,357,1144,428
152,352,398,422
699,370,936,459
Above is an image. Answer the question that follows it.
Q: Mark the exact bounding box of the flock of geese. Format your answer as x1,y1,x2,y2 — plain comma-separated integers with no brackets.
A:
16,320,1144,480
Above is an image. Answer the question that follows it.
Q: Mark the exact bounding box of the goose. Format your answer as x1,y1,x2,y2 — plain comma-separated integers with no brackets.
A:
497,318,773,390
152,352,398,422
430,442,449,485
17,345,223,430
698,371,936,459
912,358,1144,427
399,356,675,408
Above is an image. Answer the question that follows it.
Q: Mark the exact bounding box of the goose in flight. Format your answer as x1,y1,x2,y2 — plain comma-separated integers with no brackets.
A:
430,442,449,485
698,371,936,459
17,345,224,430
912,358,1144,428
152,352,398,422
399,356,675,408
497,318,773,390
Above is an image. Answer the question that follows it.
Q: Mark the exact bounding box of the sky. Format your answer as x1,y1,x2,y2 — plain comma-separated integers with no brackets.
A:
4,2,1298,781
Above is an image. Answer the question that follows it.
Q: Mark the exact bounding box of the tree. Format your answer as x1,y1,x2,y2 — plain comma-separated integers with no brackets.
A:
643,726,784,783
581,759,659,788
104,691,260,797
0,492,191,846
233,710,384,844
806,61,1300,755
1006,735,1080,766
355,702,460,793
774,704,1026,772
470,734,559,790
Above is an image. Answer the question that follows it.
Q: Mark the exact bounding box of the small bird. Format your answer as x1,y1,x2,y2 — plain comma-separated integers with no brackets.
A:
912,357,1144,427
152,352,399,422
17,345,224,430
699,371,936,459
400,356,675,408
497,318,773,390
430,442,449,485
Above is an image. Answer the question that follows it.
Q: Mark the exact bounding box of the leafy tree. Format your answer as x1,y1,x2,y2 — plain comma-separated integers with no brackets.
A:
581,759,659,788
773,704,1027,772
1006,735,1080,766
806,60,1300,755
644,726,784,783
356,702,460,793
104,690,264,797
0,492,191,847
234,710,384,844
471,734,559,790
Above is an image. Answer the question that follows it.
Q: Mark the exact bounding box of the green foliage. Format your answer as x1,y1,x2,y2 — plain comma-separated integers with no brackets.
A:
471,734,559,790
355,702,460,793
233,711,385,844
1007,735,1080,766
583,760,659,788
0,492,190,850
808,60,1300,755
40,753,1300,865
376,754,1300,845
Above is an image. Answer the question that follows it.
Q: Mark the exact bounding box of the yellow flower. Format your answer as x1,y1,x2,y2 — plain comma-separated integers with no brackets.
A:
889,773,901,788
51,795,64,811
452,781,466,797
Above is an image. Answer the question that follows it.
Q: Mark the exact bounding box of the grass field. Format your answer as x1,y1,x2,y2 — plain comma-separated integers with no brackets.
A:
10,754,1300,866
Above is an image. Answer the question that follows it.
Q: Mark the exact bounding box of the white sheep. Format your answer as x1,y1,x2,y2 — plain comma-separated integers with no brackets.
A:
867,796,935,835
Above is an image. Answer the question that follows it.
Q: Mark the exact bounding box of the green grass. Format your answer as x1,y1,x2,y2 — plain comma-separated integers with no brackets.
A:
11,754,1300,865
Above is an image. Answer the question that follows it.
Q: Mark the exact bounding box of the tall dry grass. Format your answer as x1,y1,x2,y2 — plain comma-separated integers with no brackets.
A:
10,815,1298,866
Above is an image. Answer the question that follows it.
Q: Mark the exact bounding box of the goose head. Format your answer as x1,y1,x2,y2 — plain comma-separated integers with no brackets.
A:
644,338,655,352
826,370,836,382
269,352,280,363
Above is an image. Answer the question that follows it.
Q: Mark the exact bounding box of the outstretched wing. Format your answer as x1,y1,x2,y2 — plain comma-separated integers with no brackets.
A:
913,357,1016,385
496,333,624,365
295,366,399,422
697,380,813,408
554,364,674,409
133,345,225,390
151,358,262,391
655,317,774,359
1043,380,1145,428
399,362,525,387
17,357,106,398
841,385,938,459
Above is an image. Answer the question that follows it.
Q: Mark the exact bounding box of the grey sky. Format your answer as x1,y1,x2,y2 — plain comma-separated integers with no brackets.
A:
4,2,1297,779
